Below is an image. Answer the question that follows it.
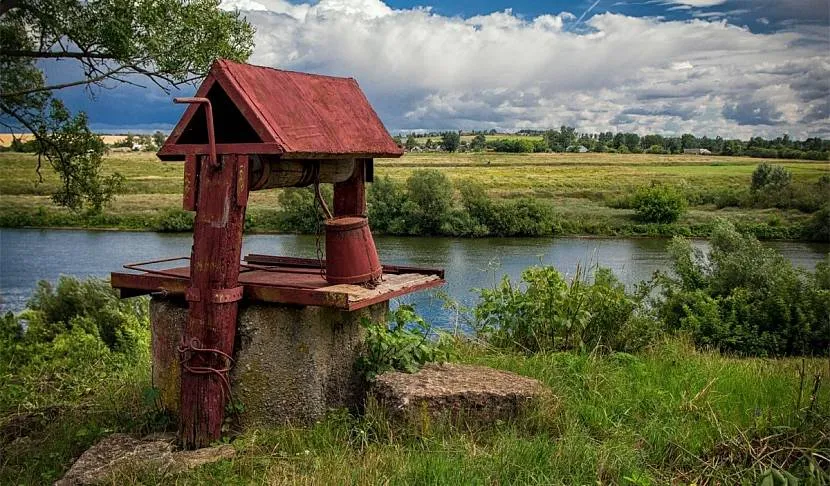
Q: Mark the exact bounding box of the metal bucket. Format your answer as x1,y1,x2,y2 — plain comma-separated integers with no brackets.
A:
325,216,382,284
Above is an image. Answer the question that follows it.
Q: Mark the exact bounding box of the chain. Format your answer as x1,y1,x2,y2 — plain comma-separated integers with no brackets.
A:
177,336,234,406
313,173,326,280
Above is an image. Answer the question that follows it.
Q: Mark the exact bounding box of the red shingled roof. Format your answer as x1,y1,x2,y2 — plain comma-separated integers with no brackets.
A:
159,59,403,160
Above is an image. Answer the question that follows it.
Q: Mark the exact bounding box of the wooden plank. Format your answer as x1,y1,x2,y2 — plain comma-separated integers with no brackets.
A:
183,154,197,210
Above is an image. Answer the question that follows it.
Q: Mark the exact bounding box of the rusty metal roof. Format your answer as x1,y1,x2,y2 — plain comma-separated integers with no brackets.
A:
159,59,403,160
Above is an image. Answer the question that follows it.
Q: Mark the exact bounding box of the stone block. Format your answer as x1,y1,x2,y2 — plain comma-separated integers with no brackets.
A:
372,363,548,425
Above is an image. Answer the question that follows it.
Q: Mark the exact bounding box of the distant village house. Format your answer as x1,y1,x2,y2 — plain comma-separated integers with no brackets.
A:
683,148,712,155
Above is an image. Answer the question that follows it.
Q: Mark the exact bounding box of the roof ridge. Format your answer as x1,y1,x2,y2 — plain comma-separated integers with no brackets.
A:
218,58,355,82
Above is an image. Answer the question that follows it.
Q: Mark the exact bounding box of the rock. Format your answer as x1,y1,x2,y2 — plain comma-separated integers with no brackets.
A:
55,433,235,485
372,363,548,425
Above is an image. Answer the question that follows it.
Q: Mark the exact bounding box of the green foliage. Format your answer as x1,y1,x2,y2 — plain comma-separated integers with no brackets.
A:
41,100,124,211
473,265,657,353
752,163,792,192
630,185,687,223
23,277,148,354
469,133,487,151
155,207,194,232
804,204,830,242
441,131,461,152
276,186,331,233
657,221,830,356
367,175,411,234
405,169,455,234
0,0,254,211
357,305,455,380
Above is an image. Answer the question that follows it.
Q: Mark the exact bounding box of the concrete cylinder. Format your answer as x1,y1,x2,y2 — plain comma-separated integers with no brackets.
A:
150,297,387,427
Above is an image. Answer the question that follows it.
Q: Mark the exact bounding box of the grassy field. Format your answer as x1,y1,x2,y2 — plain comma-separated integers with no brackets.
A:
1,151,827,238
2,337,827,484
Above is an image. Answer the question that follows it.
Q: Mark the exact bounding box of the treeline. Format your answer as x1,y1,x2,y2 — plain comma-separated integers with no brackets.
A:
269,167,829,242
400,128,830,160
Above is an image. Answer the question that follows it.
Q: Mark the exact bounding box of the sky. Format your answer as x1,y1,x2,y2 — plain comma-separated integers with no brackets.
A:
48,0,830,139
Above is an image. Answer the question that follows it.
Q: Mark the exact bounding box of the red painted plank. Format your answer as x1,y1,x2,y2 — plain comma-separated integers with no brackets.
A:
180,154,247,449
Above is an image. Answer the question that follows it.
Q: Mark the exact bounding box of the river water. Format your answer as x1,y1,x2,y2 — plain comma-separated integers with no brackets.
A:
1,228,827,326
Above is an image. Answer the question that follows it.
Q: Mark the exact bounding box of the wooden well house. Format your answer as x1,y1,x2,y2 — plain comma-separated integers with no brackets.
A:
111,60,444,448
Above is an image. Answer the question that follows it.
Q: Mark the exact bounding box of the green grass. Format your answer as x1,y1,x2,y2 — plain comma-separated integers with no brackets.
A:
2,338,827,484
1,151,827,238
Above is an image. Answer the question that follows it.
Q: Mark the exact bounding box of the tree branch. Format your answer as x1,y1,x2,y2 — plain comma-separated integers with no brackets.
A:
0,101,53,182
0,50,115,60
0,67,129,98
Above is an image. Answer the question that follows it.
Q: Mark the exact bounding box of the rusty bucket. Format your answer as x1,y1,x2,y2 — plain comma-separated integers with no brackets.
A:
325,216,382,285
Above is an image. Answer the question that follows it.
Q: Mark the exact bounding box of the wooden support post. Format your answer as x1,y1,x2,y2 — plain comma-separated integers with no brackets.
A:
180,154,248,449
333,158,368,217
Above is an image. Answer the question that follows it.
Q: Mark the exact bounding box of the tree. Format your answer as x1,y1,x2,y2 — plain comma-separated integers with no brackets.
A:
152,130,166,148
404,134,418,151
470,133,486,151
0,0,255,211
441,131,460,152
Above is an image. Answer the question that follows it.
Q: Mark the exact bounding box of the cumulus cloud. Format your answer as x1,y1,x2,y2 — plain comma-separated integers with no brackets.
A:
220,0,829,138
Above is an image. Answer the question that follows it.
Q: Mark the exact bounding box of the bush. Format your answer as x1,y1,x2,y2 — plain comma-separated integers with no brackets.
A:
368,175,411,234
277,186,331,233
630,185,687,223
656,221,830,356
473,265,656,353
804,204,830,242
459,181,555,236
1,277,149,375
155,208,194,232
356,305,455,380
751,163,792,192
405,169,454,234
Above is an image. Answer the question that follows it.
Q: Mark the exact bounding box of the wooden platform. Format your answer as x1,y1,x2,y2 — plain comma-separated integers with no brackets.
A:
111,254,444,311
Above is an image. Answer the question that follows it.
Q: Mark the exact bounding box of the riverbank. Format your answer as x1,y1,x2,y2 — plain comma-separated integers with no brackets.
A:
1,152,827,240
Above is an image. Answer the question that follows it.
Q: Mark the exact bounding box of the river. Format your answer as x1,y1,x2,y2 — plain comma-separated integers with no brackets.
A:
1,228,827,326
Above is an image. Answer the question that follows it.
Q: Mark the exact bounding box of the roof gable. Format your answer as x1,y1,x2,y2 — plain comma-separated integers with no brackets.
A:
159,60,403,160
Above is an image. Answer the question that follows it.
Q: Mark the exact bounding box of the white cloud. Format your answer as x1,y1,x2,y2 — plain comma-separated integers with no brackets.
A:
221,0,829,138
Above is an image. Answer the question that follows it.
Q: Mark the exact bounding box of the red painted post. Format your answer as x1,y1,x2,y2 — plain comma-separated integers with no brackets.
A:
333,159,367,217
179,154,248,449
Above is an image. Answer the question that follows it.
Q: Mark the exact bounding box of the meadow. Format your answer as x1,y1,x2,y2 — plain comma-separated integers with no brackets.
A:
0,151,828,239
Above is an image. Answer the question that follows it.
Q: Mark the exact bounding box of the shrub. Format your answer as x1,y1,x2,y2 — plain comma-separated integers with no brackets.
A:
751,163,792,192
405,169,454,234
630,185,687,223
368,176,411,234
473,265,656,353
645,145,666,154
459,181,555,236
356,305,455,380
804,204,830,242
1,277,149,375
277,186,331,234
656,221,830,356
155,208,194,232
